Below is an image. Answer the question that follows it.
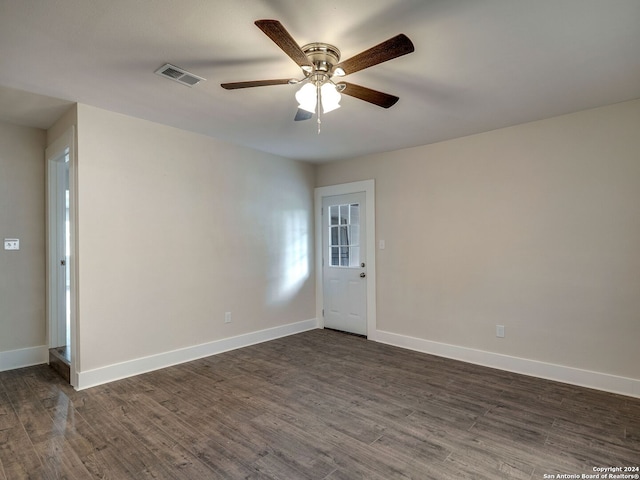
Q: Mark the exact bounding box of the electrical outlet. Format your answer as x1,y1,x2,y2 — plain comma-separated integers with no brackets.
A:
496,325,505,338
224,312,232,324
4,239,19,250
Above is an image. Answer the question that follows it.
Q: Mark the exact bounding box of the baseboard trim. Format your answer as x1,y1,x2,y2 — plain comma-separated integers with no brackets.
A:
375,330,640,399
76,318,318,390
0,345,48,372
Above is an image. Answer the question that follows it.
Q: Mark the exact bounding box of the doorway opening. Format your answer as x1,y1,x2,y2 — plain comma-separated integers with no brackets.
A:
46,127,76,385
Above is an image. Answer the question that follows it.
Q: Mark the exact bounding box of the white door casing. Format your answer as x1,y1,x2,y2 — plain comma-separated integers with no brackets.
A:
315,180,376,339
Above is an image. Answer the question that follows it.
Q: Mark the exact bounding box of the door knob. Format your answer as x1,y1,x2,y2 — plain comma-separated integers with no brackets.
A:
360,272,366,278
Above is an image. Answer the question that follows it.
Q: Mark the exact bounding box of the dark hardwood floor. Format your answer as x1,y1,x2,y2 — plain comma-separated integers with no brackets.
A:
1,329,638,479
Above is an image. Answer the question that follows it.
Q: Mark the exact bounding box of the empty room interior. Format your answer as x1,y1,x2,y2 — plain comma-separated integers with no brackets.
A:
0,1,639,479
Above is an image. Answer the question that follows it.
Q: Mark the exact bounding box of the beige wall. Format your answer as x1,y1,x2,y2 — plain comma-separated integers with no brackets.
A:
0,122,46,353
317,99,640,380
47,104,78,146
75,104,316,372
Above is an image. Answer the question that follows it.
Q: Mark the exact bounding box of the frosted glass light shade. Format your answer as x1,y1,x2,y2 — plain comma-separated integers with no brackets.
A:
321,83,341,113
295,83,317,113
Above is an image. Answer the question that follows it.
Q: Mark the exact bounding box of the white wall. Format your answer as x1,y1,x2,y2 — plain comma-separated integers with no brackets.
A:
0,122,47,369
74,105,316,376
317,99,640,385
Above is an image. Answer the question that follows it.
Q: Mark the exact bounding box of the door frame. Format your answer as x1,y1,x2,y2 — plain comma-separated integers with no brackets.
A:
46,126,78,387
315,180,377,339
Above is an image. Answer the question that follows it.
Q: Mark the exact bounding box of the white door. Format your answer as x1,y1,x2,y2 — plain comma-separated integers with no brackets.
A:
322,192,367,335
47,150,70,349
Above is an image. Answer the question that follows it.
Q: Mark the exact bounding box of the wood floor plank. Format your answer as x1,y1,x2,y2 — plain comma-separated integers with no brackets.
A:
33,436,95,480
469,414,549,447
249,414,337,479
0,425,49,479
326,430,447,480
114,379,276,479
545,427,640,466
370,425,451,463
73,387,188,479
7,368,113,479
0,372,60,479
122,373,283,478
443,452,531,480
0,389,17,433
1,373,66,447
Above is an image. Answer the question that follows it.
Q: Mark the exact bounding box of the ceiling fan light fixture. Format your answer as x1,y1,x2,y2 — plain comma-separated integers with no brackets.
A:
295,83,317,113
221,20,414,128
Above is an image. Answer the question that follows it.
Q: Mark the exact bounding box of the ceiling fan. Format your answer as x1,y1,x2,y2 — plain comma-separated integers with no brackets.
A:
221,20,415,128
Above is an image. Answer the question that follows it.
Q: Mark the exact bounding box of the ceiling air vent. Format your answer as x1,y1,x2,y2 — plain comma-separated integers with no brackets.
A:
155,63,205,87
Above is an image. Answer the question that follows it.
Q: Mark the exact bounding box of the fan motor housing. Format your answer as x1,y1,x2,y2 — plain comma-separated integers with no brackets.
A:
302,43,340,75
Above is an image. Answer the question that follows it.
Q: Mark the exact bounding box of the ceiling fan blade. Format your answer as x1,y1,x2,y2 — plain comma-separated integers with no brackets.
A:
340,82,399,108
255,19,313,69
221,79,291,89
335,34,414,75
294,109,313,121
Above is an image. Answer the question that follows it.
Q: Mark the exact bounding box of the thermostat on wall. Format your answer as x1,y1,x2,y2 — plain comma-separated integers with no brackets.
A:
4,239,19,250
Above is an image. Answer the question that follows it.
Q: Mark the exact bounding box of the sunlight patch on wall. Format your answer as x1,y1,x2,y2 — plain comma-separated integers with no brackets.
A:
267,209,310,305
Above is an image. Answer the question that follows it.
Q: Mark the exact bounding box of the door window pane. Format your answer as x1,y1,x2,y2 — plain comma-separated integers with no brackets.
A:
340,247,350,266
330,226,339,246
330,206,339,225
331,247,340,266
340,205,349,224
328,203,360,267
350,225,360,246
339,226,349,245
350,204,359,225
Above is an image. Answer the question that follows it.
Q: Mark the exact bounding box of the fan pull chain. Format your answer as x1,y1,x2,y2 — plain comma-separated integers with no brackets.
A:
316,82,321,134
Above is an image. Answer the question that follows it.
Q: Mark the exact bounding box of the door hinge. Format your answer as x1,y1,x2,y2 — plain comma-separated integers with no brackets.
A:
321,207,323,215
322,309,324,317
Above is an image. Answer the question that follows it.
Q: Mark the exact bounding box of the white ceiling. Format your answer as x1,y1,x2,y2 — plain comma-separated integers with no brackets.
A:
1,0,639,162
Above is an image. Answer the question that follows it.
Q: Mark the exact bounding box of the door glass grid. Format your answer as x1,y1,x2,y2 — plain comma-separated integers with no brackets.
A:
329,203,360,267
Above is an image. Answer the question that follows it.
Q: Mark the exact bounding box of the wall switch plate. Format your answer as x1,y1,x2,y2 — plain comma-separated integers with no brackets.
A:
379,240,386,250
224,312,232,323
4,239,19,250
496,325,505,338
